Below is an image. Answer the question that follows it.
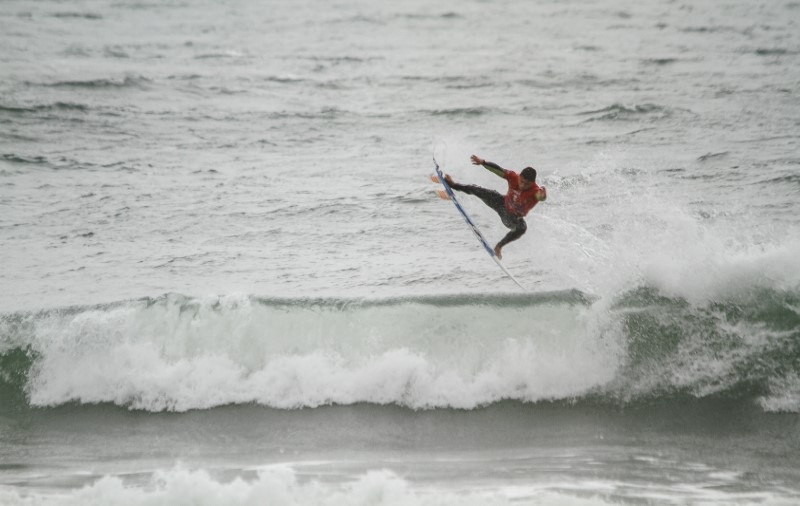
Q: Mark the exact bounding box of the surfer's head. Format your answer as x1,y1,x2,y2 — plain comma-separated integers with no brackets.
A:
520,167,537,190
520,167,536,181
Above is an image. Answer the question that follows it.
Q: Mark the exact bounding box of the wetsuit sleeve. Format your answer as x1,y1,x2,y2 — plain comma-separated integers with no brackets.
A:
481,161,508,179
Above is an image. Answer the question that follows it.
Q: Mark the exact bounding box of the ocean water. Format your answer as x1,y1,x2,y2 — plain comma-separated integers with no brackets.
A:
2,0,800,504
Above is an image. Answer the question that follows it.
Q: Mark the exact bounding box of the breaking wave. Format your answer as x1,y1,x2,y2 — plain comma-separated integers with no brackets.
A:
1,283,797,413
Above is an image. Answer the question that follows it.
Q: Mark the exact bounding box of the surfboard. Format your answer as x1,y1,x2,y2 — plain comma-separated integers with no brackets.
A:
430,157,527,291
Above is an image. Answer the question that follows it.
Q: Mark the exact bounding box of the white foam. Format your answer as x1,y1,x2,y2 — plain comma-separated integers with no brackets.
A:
759,371,800,413
2,466,796,506
24,295,622,411
0,467,619,506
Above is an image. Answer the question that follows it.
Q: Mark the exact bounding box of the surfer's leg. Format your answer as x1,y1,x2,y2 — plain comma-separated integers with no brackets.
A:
494,218,527,258
497,222,527,247
448,182,506,212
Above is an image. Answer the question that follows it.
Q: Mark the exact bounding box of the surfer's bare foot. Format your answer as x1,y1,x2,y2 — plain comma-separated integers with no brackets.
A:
494,245,503,259
444,174,455,186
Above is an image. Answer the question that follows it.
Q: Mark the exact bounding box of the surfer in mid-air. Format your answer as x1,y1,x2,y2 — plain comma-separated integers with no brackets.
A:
445,155,546,259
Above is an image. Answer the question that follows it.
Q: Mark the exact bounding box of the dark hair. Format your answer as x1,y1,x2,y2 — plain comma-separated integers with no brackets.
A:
520,167,537,182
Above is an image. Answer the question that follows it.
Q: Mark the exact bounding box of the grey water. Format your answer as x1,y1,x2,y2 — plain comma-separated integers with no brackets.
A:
1,0,799,504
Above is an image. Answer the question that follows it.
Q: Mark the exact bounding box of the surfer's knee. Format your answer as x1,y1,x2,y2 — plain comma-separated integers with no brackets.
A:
504,217,526,234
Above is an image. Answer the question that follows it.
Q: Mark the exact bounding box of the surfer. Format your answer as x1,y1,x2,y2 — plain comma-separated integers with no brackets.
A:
445,155,546,259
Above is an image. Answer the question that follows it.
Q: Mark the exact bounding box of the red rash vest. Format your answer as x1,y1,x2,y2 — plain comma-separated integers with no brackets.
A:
504,171,544,217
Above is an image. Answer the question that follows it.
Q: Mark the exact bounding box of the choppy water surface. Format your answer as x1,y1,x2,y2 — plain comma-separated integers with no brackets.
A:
2,0,799,504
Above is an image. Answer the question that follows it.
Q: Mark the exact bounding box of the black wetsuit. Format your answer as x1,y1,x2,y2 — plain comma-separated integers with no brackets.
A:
447,179,527,250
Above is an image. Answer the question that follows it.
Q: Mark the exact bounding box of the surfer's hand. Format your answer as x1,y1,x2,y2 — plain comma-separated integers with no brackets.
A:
470,155,484,166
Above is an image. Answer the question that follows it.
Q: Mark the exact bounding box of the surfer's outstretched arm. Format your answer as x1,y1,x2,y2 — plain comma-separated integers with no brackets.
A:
471,154,507,178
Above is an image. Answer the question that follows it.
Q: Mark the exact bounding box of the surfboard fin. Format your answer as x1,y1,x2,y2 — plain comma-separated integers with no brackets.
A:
429,174,440,184
435,189,450,200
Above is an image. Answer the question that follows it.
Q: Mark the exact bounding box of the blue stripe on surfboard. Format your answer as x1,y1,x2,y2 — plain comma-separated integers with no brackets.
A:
433,164,494,256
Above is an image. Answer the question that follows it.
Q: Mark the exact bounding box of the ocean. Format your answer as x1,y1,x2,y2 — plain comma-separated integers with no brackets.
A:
1,0,799,504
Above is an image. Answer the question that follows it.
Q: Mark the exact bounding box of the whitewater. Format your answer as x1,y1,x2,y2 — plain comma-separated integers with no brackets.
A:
2,0,800,504
3,285,799,414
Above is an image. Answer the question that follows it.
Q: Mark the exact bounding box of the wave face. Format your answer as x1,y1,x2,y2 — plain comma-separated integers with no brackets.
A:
2,286,797,413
